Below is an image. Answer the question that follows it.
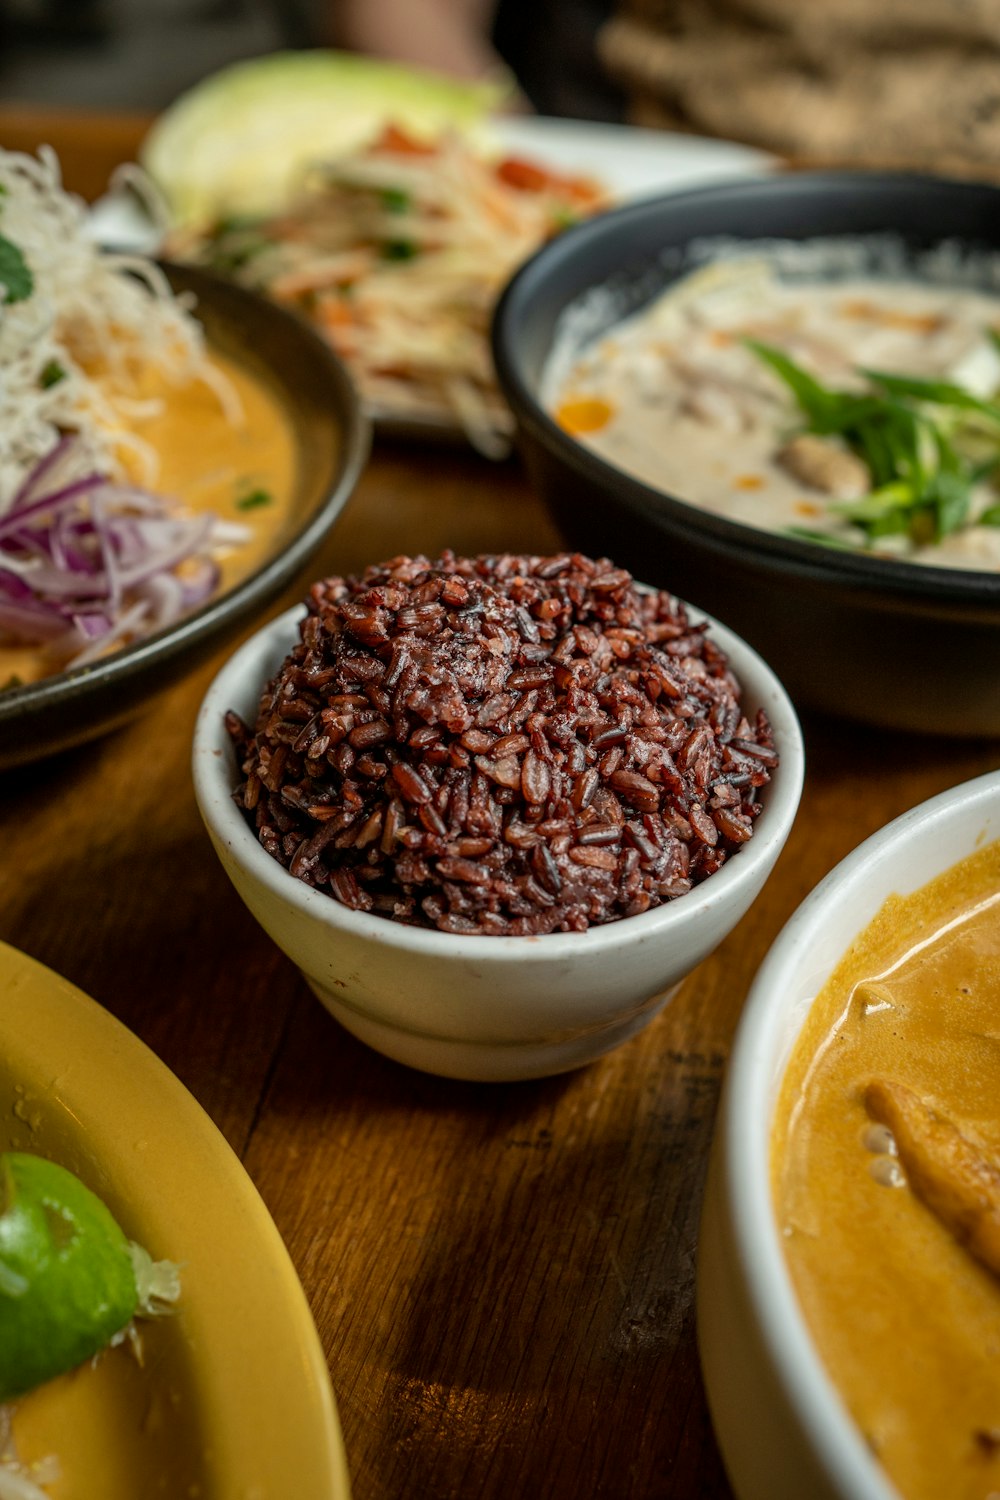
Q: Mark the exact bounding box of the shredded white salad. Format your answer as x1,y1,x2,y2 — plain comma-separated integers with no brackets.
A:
0,146,243,675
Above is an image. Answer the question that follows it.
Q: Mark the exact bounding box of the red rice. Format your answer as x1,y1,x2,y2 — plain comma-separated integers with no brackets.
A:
227,552,778,935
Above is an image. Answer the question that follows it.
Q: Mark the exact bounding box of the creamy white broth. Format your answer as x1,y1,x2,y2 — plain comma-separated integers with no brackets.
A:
545,261,1000,571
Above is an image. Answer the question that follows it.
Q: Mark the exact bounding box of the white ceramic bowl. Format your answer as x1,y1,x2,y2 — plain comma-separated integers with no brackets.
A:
697,768,1000,1500
192,600,804,1082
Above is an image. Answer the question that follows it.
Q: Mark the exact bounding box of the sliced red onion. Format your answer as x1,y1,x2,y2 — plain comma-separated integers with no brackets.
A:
71,612,114,640
178,556,221,608
68,600,151,667
0,597,70,641
0,436,235,666
8,433,76,513
0,474,107,543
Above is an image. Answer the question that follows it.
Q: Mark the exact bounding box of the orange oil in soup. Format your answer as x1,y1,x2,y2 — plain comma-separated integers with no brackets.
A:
0,350,298,687
771,840,1000,1500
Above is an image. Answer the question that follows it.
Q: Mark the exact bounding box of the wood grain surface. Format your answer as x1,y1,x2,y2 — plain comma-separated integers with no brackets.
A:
1,111,998,1500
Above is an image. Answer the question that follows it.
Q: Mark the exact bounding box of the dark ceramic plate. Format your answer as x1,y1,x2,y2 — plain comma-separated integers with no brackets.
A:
492,172,1000,738
0,262,370,771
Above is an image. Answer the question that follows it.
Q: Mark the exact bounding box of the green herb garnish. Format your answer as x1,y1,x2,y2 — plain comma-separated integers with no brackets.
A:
235,488,273,511
747,338,1000,550
0,233,33,304
207,234,271,275
380,187,410,214
212,212,266,236
203,214,274,274
782,526,863,550
862,367,1000,426
381,239,417,262
40,359,65,389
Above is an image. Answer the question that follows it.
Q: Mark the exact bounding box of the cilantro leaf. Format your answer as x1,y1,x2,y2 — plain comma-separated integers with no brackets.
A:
0,233,33,304
40,360,65,390
235,488,273,511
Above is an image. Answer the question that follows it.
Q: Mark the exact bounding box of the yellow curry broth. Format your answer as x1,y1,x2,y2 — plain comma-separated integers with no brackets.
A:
0,350,297,686
772,841,1000,1500
118,351,298,583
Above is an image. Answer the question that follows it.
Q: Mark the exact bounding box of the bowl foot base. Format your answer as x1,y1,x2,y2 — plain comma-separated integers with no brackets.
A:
306,980,680,1082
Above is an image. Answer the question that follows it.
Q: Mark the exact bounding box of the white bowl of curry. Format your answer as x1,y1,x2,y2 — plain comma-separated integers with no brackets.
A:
697,769,1000,1500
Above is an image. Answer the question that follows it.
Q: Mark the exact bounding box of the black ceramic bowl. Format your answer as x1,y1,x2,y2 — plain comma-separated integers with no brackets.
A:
0,263,370,771
492,172,1000,738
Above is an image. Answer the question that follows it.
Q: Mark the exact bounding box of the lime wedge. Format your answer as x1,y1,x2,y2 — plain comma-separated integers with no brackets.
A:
0,1153,138,1400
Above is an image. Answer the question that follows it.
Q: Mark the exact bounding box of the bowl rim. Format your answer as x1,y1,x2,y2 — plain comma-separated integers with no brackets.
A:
491,169,1000,612
0,260,372,730
716,766,1000,1500
192,591,805,961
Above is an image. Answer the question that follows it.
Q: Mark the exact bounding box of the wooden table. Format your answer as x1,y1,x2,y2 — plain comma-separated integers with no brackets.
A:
1,109,998,1500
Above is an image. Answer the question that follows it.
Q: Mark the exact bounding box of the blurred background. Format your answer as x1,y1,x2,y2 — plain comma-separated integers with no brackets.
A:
0,0,311,111
0,0,622,120
1,0,998,178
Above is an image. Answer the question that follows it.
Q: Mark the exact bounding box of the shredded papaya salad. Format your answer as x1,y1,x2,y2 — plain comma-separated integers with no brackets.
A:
0,146,244,681
170,125,604,457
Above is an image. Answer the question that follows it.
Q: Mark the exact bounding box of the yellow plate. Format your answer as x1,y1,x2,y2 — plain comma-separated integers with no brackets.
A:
0,940,350,1500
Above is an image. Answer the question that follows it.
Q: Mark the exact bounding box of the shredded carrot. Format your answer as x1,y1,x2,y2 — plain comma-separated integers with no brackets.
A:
495,157,600,203
371,124,437,156
317,297,357,330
